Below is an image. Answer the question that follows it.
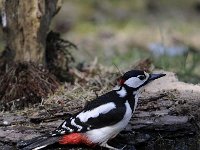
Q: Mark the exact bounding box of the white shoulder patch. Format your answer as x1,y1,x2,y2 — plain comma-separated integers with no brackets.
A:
77,102,116,123
116,87,127,97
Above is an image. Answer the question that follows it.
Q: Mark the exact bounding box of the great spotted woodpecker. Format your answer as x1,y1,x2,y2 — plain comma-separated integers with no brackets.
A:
17,70,165,150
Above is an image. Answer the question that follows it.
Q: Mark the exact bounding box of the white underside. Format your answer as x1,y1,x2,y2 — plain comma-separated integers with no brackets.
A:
85,101,132,145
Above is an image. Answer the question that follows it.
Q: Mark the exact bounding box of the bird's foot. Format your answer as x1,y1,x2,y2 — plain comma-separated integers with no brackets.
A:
119,145,127,150
101,143,126,150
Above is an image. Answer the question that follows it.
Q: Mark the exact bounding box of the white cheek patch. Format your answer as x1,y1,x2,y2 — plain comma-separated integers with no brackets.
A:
124,77,143,88
77,102,116,123
124,77,148,88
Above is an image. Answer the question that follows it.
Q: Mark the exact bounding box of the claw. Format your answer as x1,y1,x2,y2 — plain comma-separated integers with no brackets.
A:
120,145,127,150
101,142,126,150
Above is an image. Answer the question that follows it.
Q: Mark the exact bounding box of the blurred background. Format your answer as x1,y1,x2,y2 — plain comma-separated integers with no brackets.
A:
52,0,200,83
3,0,200,83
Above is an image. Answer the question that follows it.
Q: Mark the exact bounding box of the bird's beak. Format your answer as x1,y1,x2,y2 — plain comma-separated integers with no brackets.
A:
148,73,166,81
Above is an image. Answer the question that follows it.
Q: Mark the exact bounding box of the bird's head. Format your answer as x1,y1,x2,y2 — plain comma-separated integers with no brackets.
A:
117,70,166,90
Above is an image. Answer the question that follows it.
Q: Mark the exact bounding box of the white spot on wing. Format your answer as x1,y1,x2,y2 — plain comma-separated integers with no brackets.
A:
62,122,67,128
71,118,83,131
116,87,127,97
60,130,66,134
77,102,116,123
61,121,73,132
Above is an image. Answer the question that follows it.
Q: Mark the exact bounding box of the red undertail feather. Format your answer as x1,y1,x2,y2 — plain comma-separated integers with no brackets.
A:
59,133,93,146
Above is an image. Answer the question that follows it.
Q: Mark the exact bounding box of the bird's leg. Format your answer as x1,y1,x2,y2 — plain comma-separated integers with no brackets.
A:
101,142,126,150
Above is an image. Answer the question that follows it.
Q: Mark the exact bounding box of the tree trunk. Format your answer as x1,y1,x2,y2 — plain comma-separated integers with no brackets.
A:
2,0,61,63
0,0,62,110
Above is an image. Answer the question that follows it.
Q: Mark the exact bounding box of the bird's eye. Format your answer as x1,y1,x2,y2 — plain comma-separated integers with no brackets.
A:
138,75,146,80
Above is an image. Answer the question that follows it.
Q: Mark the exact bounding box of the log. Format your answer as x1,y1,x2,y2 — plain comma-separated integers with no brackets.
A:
0,71,200,150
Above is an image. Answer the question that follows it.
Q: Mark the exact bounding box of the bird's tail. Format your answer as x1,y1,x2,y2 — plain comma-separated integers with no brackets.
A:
17,134,60,150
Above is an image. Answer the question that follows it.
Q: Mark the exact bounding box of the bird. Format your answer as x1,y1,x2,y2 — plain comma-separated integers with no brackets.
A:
17,70,165,150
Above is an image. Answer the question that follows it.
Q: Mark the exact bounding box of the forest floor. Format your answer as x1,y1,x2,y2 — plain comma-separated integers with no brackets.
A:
0,62,200,150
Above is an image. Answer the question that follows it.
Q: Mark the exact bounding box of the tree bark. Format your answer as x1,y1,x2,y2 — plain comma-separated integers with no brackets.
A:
0,0,62,110
2,0,61,64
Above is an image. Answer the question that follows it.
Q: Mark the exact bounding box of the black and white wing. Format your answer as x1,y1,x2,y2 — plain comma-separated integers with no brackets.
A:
53,91,127,135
